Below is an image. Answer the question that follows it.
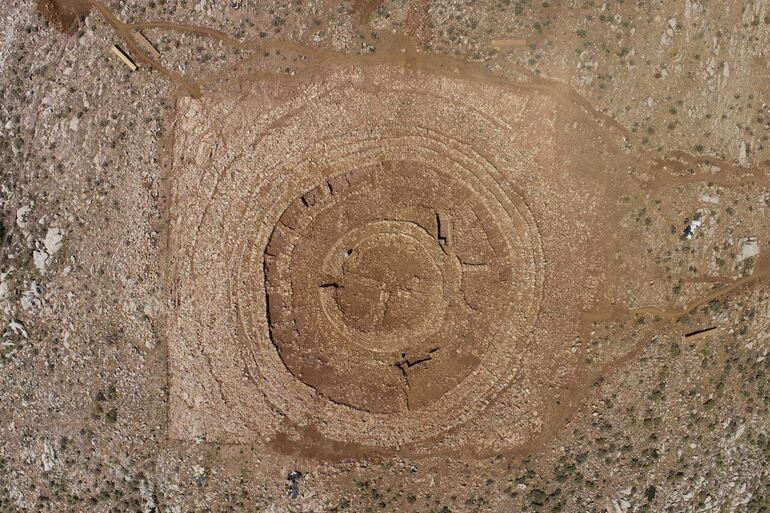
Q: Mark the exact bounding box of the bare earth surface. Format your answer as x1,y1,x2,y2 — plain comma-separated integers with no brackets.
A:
0,0,769,512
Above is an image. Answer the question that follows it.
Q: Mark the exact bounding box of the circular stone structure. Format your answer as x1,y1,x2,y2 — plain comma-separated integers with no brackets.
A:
221,119,551,448
264,158,539,415
167,64,637,453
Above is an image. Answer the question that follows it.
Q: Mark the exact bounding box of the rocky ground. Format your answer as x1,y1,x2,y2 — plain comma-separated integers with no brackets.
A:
0,0,768,512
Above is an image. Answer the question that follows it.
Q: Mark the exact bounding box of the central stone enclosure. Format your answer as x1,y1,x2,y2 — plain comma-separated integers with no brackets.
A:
265,161,527,414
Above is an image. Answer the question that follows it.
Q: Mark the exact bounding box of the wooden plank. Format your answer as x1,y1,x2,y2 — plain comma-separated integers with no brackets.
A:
681,326,719,342
111,45,137,71
490,39,527,49
134,31,161,59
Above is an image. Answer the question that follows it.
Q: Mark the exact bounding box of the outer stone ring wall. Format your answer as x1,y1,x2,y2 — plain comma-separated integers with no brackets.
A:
168,65,628,455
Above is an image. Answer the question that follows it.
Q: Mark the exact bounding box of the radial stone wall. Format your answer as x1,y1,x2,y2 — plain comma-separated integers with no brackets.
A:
167,65,630,456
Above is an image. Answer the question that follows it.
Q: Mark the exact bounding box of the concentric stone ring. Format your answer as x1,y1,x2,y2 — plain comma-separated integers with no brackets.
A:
264,158,536,415
168,66,627,454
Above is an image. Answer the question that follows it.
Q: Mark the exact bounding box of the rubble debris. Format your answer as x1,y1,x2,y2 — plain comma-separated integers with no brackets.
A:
41,439,56,472
32,229,63,274
192,465,207,486
43,227,64,255
21,281,44,310
139,480,158,513
287,470,303,499
33,247,49,273
738,236,759,262
16,205,31,230
682,218,701,240
0,272,10,302
738,141,749,166
7,320,28,338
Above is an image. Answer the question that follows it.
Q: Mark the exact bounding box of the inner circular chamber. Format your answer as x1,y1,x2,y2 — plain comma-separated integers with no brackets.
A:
320,220,449,354
264,161,519,414
332,231,439,335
